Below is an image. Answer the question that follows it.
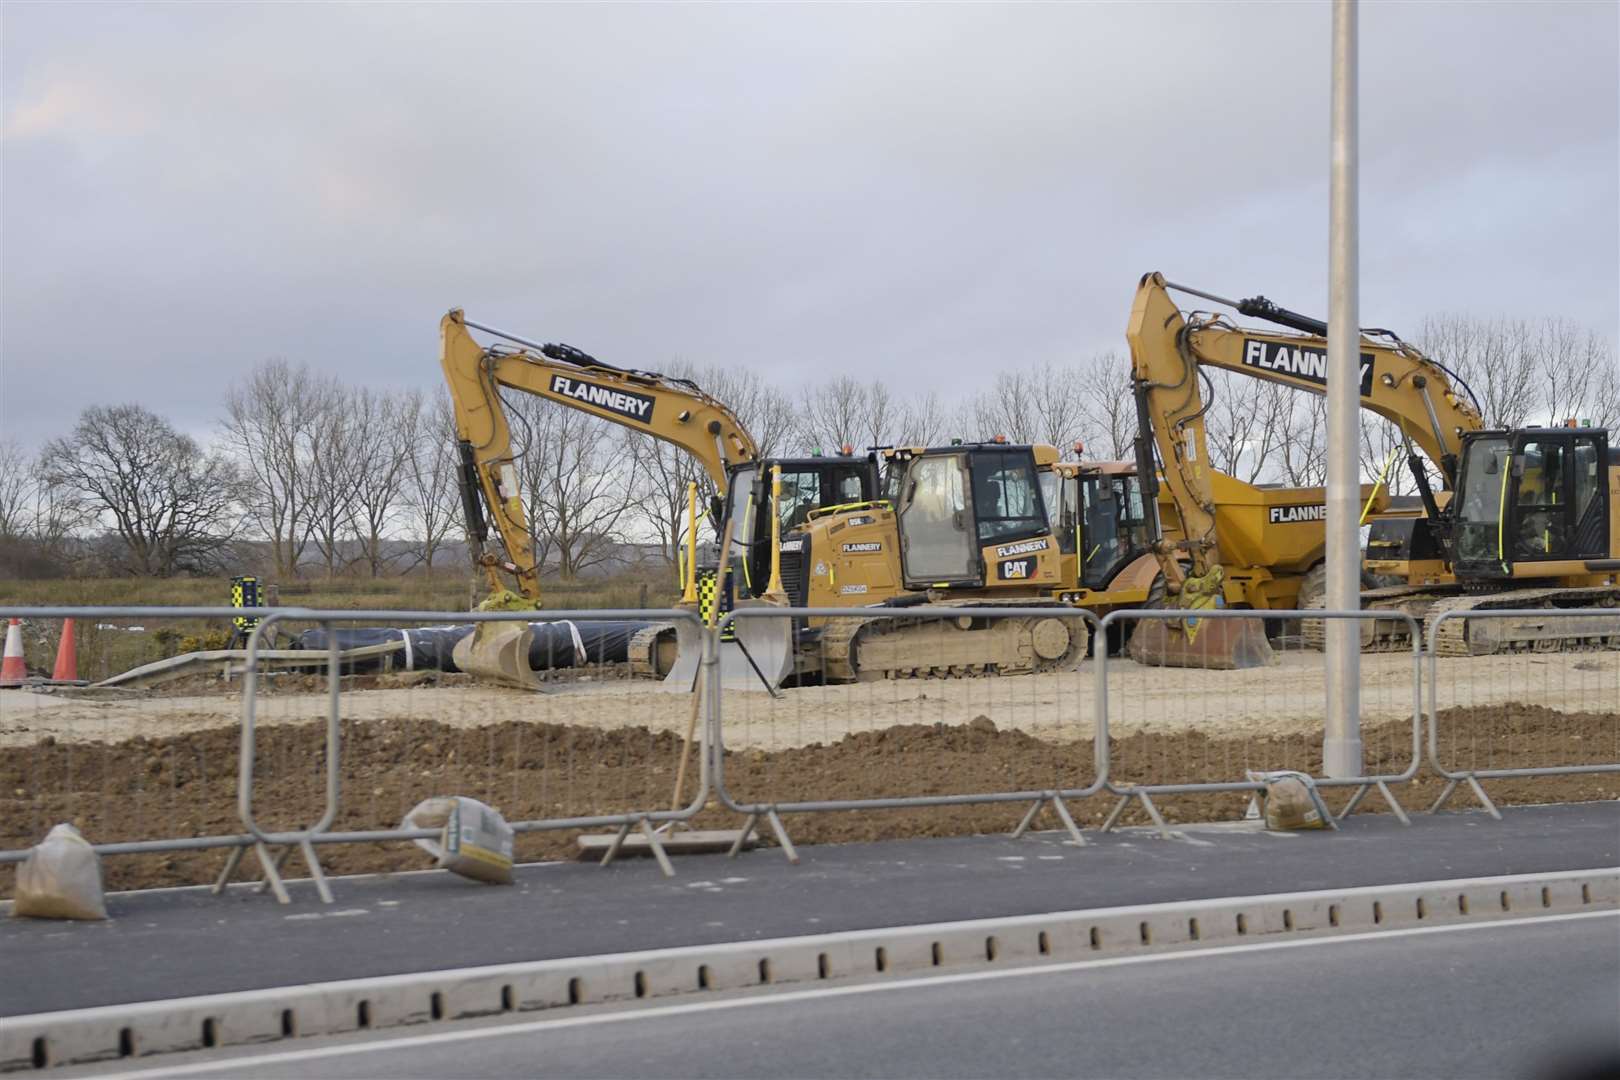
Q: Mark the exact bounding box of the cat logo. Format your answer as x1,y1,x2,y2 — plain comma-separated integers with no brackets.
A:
998,558,1033,580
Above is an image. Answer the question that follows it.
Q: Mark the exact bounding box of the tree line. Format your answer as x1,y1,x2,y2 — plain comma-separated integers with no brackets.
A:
2,312,1615,581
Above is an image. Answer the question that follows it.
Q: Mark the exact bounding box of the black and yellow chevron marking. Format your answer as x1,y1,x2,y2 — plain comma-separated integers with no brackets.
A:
231,575,261,632
696,569,736,641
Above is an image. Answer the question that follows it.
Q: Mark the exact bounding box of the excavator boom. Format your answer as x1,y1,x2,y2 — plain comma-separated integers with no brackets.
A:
1126,271,1483,668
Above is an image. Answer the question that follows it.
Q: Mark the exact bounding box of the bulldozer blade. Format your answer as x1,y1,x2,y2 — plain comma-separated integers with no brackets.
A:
1128,614,1275,670
723,606,795,692
658,618,705,693
452,622,541,690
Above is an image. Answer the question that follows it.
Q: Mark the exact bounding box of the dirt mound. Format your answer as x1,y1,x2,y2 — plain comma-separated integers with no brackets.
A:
2,704,1614,896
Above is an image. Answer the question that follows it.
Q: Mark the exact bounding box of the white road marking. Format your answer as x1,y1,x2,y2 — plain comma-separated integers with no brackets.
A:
91,909,1618,1079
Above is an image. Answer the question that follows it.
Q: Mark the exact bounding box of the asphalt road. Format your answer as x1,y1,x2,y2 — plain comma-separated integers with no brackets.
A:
80,910,1620,1080
7,802,1617,1016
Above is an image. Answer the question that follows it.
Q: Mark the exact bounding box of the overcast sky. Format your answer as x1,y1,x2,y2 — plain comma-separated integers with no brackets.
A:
3,2,1615,450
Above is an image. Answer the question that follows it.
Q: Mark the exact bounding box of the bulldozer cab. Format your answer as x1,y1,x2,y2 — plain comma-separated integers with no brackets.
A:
1451,427,1612,578
890,444,1053,590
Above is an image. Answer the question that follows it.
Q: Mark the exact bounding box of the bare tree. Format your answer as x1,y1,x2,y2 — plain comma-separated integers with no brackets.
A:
347,388,415,577
0,440,29,541
701,366,795,457
897,390,949,447
1075,352,1135,460
222,359,332,576
796,375,867,452
966,362,1088,450
512,399,642,581
1533,318,1618,428
41,405,238,576
303,390,362,578
1276,392,1328,487
403,389,464,574
1418,314,1537,429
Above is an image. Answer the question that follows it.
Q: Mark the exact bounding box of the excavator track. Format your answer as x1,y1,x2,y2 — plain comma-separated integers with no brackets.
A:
1302,586,1620,655
1300,585,1454,653
814,599,1089,683
1425,587,1620,656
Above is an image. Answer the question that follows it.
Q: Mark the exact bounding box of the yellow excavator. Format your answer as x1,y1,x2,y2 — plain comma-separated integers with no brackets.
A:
439,309,879,686
1126,271,1620,664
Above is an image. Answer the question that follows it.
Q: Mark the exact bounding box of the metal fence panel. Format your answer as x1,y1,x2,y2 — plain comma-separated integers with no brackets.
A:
2,605,709,902
1096,608,1424,831
712,605,1104,846
1425,607,1620,815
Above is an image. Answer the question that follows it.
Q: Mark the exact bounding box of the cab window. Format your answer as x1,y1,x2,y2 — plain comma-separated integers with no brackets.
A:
775,470,822,533
1514,441,1566,559
969,450,1047,544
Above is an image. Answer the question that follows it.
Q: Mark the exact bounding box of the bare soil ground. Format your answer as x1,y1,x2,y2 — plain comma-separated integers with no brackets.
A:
2,696,1615,897
4,648,1614,750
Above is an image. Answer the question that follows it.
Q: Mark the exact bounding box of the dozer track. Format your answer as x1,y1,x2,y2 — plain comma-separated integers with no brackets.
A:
1302,585,1620,656
814,599,1089,683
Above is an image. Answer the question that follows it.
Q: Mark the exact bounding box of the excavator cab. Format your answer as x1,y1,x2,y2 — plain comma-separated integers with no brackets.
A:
1451,427,1614,579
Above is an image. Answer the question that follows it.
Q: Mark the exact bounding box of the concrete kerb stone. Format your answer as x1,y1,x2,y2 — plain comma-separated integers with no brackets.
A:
5,867,1614,1072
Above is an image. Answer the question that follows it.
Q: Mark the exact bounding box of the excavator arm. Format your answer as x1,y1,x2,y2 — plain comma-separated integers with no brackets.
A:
440,309,760,602
1126,271,1482,586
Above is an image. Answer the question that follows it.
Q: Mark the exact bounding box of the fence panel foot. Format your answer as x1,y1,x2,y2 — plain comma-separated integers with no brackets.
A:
1336,784,1370,820
298,838,334,904
765,808,799,865
1099,795,1131,834
727,813,759,858
598,822,632,868
1010,794,1087,846
1427,775,1502,819
251,843,292,905
638,818,676,878
1375,780,1412,826
212,846,246,895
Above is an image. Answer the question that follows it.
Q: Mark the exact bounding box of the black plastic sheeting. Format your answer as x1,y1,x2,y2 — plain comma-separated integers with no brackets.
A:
292,621,655,674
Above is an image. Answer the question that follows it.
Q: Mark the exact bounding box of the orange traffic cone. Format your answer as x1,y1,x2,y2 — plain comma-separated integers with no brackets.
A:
52,618,78,681
1,619,26,688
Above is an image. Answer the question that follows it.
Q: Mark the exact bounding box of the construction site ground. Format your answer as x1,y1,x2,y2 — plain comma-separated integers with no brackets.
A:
1,648,1615,896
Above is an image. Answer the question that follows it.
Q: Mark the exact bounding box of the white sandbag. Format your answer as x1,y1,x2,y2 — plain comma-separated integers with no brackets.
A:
1246,770,1328,831
401,796,514,884
12,823,108,920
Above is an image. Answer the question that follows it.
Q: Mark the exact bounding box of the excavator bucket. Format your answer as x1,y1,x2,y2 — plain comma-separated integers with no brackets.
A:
1128,613,1275,670
452,621,541,690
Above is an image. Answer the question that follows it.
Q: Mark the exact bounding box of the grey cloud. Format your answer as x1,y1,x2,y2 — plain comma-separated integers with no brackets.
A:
2,2,1614,449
